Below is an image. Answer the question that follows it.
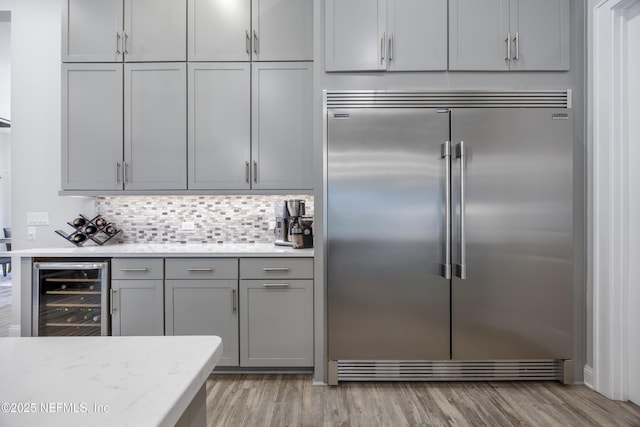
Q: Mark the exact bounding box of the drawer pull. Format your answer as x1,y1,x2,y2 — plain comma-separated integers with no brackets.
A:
262,267,290,272
119,268,148,272
186,268,214,272
262,283,290,288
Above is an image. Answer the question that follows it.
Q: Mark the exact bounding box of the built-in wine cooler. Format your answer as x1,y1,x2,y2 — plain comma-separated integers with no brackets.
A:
33,260,110,336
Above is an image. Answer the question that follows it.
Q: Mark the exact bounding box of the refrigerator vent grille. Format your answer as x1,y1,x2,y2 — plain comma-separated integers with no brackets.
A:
337,360,563,382
325,90,570,109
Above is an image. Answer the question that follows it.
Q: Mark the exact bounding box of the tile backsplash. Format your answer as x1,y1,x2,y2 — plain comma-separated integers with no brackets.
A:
95,195,314,244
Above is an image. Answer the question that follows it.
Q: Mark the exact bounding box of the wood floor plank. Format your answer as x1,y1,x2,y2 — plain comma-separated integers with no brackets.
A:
206,375,640,427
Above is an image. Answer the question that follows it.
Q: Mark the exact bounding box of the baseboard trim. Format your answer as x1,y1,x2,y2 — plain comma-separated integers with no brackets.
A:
584,365,594,389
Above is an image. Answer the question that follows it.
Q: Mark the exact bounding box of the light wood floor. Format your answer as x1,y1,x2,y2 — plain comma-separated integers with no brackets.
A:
206,374,640,427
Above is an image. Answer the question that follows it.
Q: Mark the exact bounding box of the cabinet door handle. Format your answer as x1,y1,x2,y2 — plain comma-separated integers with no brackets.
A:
389,33,394,61
186,268,213,272
513,32,519,60
262,267,290,272
115,32,121,55
123,162,128,183
245,161,250,183
253,30,259,55
380,32,386,63
245,30,251,55
119,268,148,272
253,161,258,183
116,162,121,183
232,289,237,313
505,32,511,61
123,31,129,55
110,289,117,314
262,283,290,288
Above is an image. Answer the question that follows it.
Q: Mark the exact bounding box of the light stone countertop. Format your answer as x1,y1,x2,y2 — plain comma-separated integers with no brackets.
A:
0,335,222,427
10,242,314,258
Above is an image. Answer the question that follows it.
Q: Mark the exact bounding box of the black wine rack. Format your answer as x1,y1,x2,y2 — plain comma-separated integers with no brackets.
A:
55,214,122,247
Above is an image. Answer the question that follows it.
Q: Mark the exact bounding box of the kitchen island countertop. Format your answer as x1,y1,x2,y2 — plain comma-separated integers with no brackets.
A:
10,242,314,258
0,335,222,427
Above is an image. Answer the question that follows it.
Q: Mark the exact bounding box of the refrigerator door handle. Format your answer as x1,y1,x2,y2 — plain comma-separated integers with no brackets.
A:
441,141,452,279
455,141,467,279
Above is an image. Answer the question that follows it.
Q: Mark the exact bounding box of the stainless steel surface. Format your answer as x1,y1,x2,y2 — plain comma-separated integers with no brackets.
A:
455,141,467,280
186,268,213,272
245,161,250,183
325,90,571,109
123,161,128,183
261,283,291,288
327,108,451,360
110,288,116,314
286,199,305,217
380,33,385,63
253,30,258,54
123,31,128,55
263,267,290,272
245,30,250,55
253,160,257,183
441,141,452,280
116,32,121,55
119,268,148,272
389,33,394,60
232,289,237,313
450,108,573,360
116,162,121,183
514,32,520,60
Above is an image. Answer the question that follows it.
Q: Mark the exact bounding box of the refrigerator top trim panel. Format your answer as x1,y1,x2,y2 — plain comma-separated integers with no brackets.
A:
325,90,570,109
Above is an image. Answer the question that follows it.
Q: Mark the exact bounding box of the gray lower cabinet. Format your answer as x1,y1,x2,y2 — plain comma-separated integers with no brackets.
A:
164,259,239,366
111,258,164,336
239,258,314,367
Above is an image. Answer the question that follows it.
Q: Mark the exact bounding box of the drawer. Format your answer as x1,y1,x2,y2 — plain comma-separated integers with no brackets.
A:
165,258,238,280
111,258,164,280
240,258,313,279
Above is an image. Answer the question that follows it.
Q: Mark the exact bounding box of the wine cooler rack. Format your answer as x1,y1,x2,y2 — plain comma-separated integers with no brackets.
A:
33,261,109,336
55,213,121,247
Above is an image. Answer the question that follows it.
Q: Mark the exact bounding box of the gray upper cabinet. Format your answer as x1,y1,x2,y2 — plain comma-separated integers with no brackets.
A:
62,0,186,62
124,63,187,190
188,0,312,62
188,63,251,190
62,63,123,190
325,0,447,72
449,0,570,71
188,0,251,61
252,0,313,61
251,62,313,190
62,0,123,62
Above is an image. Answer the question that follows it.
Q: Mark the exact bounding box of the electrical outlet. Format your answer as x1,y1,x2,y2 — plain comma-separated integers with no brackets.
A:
27,227,36,240
181,221,195,231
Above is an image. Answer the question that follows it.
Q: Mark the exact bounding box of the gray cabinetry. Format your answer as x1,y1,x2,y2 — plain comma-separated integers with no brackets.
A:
111,258,164,336
251,62,313,190
239,258,313,367
62,63,123,190
165,259,239,366
124,63,187,190
62,0,186,62
325,0,447,72
449,0,569,71
63,63,187,191
187,0,312,61
188,63,251,190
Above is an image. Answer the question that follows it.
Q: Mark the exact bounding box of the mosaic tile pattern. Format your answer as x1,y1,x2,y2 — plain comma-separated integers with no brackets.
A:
95,195,314,244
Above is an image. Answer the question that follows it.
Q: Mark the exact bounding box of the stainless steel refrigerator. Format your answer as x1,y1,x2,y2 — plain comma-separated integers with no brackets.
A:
325,91,573,384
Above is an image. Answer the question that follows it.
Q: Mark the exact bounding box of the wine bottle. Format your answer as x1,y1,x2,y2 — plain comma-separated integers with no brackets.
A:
72,233,87,243
84,225,97,235
72,217,86,228
95,218,106,227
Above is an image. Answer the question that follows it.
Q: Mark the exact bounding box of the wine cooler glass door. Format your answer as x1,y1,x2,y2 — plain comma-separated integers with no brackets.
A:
33,261,110,336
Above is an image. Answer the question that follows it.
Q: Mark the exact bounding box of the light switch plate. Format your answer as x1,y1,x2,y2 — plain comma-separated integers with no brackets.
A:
27,212,49,226
27,227,36,240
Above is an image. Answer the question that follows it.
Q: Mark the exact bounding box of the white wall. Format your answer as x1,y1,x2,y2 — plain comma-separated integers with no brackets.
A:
0,0,94,251
0,131,9,230
0,12,10,121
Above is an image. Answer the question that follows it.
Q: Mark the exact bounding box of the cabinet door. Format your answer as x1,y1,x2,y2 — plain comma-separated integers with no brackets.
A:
62,0,123,62
124,63,187,190
251,62,313,190
188,0,251,61
62,64,123,190
252,0,313,61
449,0,510,71
325,0,386,71
240,280,313,367
188,63,251,190
509,0,570,70
386,0,447,71
111,279,164,336
165,280,239,366
124,0,187,61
